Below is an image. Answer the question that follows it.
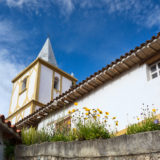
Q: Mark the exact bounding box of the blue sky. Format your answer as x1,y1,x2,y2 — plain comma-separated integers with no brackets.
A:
0,0,160,116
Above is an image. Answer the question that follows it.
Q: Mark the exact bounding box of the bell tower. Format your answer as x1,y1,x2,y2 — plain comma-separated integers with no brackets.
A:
7,38,77,124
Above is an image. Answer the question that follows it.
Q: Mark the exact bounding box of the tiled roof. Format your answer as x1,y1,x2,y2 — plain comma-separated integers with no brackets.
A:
0,114,21,140
16,32,160,129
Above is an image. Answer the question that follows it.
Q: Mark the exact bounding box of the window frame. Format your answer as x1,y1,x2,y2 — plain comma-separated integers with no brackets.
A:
54,77,59,91
19,76,28,95
149,60,160,80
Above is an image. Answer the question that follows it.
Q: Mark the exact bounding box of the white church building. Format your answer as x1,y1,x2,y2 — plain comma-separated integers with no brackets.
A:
7,32,160,132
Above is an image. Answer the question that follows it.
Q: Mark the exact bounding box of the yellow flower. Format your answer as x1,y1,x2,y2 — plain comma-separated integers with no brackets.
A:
115,121,118,126
93,116,97,120
104,120,107,123
152,108,156,113
74,102,78,106
99,110,103,114
97,114,100,117
137,117,140,121
105,112,109,115
83,107,87,109
68,121,71,125
93,110,97,113
84,117,88,120
72,109,75,113
85,112,89,115
85,108,91,112
112,117,116,120
68,110,72,114
73,128,76,132
97,108,100,112
105,116,108,119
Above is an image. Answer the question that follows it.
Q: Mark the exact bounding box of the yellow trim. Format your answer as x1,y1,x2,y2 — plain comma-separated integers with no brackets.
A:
8,83,15,115
9,57,77,123
34,62,41,101
30,101,34,114
19,88,27,95
7,100,45,121
51,71,55,100
39,58,77,82
12,59,39,83
116,128,127,136
12,58,77,83
16,81,21,111
32,100,44,107
7,100,32,121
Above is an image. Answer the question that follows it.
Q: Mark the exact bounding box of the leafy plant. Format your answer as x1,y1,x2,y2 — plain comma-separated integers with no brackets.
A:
127,105,160,135
22,104,118,145
21,127,52,145
75,120,110,140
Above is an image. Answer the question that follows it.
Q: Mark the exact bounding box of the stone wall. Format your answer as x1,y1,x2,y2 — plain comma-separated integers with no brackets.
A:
15,130,160,160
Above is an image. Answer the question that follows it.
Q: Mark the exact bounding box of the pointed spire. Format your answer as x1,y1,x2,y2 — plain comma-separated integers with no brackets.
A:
37,38,58,66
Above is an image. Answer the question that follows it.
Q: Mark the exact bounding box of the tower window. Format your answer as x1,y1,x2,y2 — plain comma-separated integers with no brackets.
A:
21,77,27,91
150,61,160,80
54,77,59,90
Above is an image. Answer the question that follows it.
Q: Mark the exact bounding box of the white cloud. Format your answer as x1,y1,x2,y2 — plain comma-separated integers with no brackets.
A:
0,49,25,117
54,0,74,15
0,20,25,43
3,0,160,28
6,0,39,8
0,19,26,117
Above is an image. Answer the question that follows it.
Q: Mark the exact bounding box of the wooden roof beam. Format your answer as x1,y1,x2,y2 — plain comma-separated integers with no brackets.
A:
81,85,91,92
104,71,113,79
94,77,103,84
111,66,121,74
64,96,74,103
79,86,89,93
85,83,95,90
100,72,110,80
73,91,82,97
76,88,86,94
97,74,106,81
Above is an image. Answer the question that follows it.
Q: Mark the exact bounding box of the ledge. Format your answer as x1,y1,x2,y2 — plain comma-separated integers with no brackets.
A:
15,130,160,158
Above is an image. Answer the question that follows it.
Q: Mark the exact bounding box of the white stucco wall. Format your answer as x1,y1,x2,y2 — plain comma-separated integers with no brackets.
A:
38,63,160,131
10,64,38,115
39,64,53,104
62,76,72,93
39,64,74,102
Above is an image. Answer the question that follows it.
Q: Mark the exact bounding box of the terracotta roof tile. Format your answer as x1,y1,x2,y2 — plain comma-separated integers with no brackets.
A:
0,114,21,136
16,32,160,128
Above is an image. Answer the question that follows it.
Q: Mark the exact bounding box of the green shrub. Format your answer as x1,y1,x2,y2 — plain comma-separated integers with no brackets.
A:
22,120,111,145
21,106,116,145
127,106,160,135
21,127,52,145
76,120,110,140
